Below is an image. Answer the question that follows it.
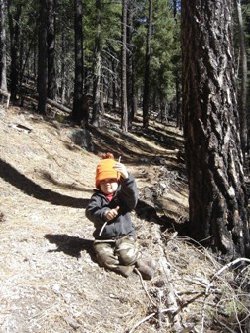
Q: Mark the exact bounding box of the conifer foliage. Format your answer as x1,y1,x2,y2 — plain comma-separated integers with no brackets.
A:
0,0,180,129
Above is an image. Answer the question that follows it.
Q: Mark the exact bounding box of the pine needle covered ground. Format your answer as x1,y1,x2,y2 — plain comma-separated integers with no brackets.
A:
0,104,249,332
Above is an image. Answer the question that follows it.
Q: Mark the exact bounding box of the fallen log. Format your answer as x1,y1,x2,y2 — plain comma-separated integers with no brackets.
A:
47,98,71,114
32,93,72,114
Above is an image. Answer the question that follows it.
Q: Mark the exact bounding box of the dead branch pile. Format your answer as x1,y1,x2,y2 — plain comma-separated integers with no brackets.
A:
131,216,250,332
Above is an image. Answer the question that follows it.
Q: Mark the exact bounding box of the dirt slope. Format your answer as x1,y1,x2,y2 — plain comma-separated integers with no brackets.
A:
0,104,249,333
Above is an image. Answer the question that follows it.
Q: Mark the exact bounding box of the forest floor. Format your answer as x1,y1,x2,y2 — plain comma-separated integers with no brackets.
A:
0,101,249,333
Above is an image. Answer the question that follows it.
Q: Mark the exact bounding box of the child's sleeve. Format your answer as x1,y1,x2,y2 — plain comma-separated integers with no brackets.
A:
85,195,109,227
119,174,138,210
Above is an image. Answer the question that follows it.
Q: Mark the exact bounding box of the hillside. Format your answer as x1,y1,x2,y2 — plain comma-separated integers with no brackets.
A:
0,103,249,333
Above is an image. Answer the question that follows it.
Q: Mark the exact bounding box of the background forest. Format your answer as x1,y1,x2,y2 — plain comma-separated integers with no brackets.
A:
0,0,181,127
0,0,249,135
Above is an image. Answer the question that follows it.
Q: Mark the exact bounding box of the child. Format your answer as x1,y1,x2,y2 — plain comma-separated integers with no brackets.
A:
86,153,154,280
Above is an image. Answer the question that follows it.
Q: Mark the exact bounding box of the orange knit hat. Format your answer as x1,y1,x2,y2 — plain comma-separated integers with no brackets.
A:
95,153,120,188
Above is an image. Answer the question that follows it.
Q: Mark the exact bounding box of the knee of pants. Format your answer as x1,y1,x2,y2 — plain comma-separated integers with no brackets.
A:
97,253,119,267
94,245,119,267
115,237,139,265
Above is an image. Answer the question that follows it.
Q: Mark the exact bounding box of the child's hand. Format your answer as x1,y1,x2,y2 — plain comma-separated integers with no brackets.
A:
105,206,119,221
113,162,128,179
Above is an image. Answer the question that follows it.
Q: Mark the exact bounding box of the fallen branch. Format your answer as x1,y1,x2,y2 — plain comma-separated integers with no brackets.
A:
47,98,71,114
128,312,155,333
160,246,183,332
32,93,72,114
128,307,178,333
134,268,155,306
213,258,250,280
214,317,238,333
204,258,250,306
200,258,250,332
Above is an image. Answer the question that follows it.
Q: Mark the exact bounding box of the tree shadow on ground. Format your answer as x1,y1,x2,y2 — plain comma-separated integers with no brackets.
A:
89,125,184,172
103,112,184,151
132,126,184,151
39,170,93,192
89,125,154,160
0,159,89,208
45,234,96,261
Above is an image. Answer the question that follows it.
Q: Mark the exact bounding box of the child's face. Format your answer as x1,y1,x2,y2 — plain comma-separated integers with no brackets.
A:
100,178,118,194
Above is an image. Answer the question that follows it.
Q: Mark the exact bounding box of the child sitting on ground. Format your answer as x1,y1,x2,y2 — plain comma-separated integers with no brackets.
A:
85,153,155,280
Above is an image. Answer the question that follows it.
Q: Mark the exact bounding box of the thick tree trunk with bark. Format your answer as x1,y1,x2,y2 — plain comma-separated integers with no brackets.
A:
72,0,85,125
235,0,248,159
60,33,66,104
181,0,249,258
142,0,152,128
47,0,57,100
0,0,7,91
127,0,135,128
92,0,102,127
121,0,128,132
8,2,22,101
37,0,48,114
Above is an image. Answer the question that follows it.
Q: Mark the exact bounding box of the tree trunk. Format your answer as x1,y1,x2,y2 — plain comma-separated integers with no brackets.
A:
92,0,102,127
181,0,249,258
72,0,84,125
142,0,152,128
176,76,182,129
33,43,37,81
121,0,128,132
173,0,177,22
112,58,117,110
19,33,36,99
60,33,66,104
0,0,7,91
47,0,57,100
235,0,248,160
8,1,22,101
37,0,48,114
127,0,135,128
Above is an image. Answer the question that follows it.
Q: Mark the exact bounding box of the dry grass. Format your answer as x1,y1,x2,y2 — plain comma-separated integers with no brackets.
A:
0,104,249,332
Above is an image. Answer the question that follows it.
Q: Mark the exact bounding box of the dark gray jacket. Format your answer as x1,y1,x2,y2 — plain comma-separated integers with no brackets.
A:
85,175,138,239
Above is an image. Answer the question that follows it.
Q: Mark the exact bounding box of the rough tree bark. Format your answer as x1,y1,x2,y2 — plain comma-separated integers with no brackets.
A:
60,33,66,104
235,0,248,159
8,1,22,101
112,58,118,110
127,0,136,128
37,0,48,114
92,0,102,127
47,0,57,100
181,0,249,258
121,0,128,132
142,0,152,128
0,0,7,91
72,0,85,125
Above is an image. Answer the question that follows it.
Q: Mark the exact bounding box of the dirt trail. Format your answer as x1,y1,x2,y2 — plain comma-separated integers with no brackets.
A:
0,105,184,332
0,105,246,333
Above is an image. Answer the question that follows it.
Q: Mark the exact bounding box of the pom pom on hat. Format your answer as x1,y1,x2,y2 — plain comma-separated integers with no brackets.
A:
95,153,120,188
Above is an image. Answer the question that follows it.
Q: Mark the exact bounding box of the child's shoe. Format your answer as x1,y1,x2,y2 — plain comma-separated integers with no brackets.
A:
135,259,156,280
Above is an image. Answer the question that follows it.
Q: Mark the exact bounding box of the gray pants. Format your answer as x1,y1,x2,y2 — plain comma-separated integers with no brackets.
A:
94,235,139,277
